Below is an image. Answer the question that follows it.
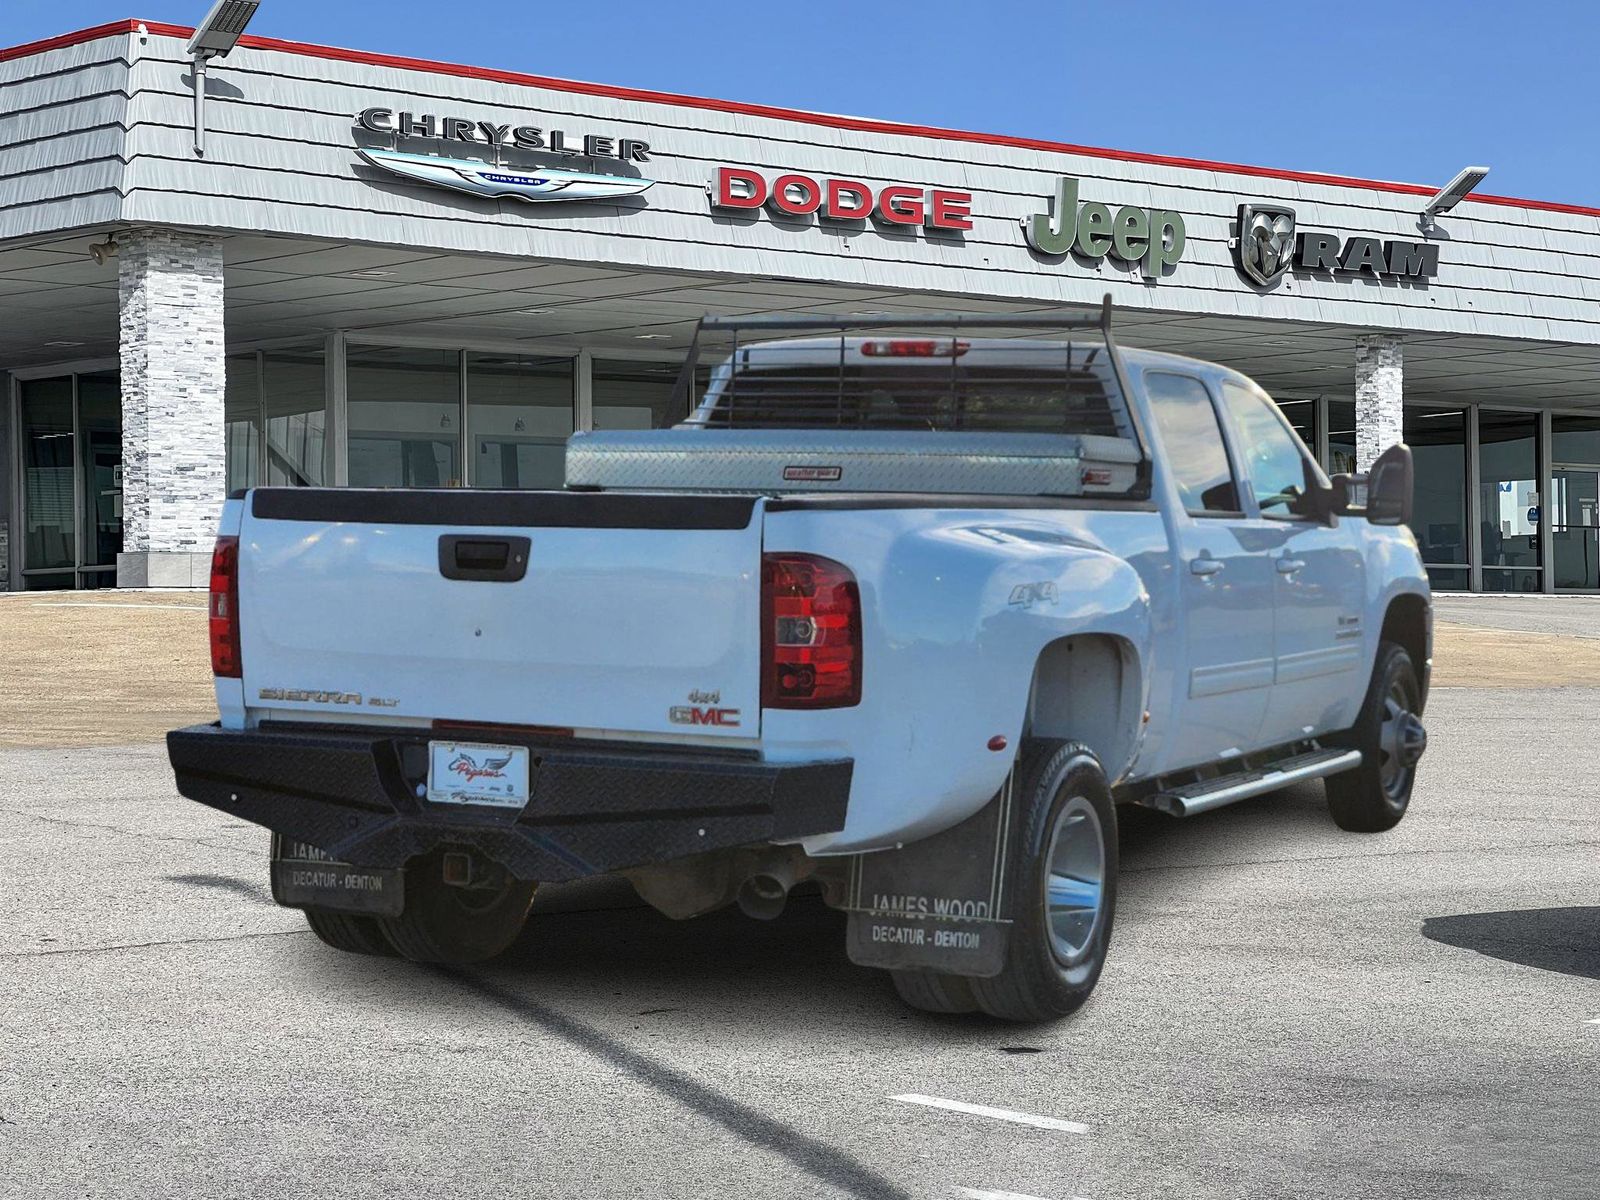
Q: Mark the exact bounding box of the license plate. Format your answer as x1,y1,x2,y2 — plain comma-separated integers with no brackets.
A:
426,741,531,809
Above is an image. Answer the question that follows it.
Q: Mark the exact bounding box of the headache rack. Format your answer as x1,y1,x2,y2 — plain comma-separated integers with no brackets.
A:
670,296,1142,444
565,297,1154,501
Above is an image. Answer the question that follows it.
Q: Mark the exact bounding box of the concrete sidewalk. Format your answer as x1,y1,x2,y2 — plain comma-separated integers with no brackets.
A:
1,588,1596,750
1434,593,1600,639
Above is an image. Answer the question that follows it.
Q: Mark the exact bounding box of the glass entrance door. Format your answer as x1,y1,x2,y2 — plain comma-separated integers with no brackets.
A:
15,371,122,590
78,371,123,589
17,377,76,590
1552,464,1600,591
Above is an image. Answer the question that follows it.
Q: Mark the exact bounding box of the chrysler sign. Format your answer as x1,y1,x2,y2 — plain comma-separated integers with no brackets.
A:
354,107,654,205
356,108,653,161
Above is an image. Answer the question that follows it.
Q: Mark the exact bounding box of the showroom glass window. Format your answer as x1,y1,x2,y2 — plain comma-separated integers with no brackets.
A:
347,347,460,488
1551,414,1600,591
225,348,326,489
1477,410,1541,592
467,354,574,489
263,349,326,487
1404,408,1469,592
224,355,261,492
593,359,694,430
1325,400,1357,476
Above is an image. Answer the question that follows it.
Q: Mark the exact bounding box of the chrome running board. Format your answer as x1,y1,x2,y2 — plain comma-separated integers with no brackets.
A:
1144,748,1364,818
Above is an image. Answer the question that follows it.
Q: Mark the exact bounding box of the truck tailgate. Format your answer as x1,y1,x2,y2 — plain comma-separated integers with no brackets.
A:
237,489,763,740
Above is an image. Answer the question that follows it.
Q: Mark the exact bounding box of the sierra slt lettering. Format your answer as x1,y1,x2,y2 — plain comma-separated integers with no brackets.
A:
1025,176,1185,278
711,167,973,231
357,108,650,162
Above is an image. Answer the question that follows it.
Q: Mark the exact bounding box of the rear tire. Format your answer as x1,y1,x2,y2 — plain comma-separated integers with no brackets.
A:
1327,641,1426,833
378,852,537,965
303,908,396,957
891,969,979,1014
969,740,1117,1023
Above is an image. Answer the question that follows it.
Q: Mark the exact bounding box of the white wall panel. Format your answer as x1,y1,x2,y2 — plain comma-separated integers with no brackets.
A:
0,37,129,240
3,27,1599,348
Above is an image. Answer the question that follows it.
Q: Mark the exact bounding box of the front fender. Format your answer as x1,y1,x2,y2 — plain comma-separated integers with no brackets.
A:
1362,523,1433,690
761,507,1153,853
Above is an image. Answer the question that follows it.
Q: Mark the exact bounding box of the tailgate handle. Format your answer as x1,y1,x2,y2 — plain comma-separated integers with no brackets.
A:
438,535,531,583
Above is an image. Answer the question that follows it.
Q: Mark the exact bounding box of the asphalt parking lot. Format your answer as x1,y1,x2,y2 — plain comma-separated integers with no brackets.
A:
1,605,1597,1199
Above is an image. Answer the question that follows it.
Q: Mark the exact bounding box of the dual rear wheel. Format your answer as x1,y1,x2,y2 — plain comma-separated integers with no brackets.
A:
299,849,535,965
893,740,1119,1022
891,640,1425,1021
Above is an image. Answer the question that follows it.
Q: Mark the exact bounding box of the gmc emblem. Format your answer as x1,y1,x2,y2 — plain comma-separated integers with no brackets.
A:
669,706,742,727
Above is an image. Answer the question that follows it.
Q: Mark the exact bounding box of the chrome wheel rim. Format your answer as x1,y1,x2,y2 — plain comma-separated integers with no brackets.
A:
1044,795,1106,965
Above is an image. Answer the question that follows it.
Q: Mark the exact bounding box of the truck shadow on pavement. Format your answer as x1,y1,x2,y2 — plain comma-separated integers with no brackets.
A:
1421,908,1600,981
477,782,1339,1018
442,962,921,1200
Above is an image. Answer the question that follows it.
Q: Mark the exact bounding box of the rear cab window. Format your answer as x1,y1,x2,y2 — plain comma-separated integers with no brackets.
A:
696,344,1127,438
1143,371,1242,516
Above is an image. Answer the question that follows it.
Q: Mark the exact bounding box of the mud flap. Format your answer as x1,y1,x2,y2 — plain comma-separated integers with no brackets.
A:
270,835,405,918
843,773,1016,978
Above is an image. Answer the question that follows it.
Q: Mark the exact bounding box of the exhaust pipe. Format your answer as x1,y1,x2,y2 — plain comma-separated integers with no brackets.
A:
737,861,798,921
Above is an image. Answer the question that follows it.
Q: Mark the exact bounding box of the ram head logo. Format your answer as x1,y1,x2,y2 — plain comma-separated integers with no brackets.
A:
1235,202,1298,287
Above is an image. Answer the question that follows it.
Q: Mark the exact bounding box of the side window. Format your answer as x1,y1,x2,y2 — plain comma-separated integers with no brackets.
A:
1219,381,1318,517
1144,372,1241,515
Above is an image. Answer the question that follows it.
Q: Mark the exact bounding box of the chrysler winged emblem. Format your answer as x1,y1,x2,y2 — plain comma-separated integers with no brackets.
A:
358,148,655,205
1235,202,1298,286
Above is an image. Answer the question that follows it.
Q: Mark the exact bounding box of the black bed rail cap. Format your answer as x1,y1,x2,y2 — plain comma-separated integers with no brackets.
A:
694,296,1114,335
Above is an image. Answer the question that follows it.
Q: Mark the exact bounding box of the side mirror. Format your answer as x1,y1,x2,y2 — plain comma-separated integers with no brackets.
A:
1330,444,1414,526
1366,443,1414,526
1329,472,1362,516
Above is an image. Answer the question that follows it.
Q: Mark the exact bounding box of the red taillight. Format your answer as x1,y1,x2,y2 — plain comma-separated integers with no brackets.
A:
859,339,970,358
209,536,242,678
762,553,861,709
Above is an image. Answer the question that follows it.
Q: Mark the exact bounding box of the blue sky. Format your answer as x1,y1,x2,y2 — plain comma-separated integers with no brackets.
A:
12,0,1597,207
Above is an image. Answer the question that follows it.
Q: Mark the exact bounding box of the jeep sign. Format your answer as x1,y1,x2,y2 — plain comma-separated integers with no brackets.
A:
1024,177,1185,278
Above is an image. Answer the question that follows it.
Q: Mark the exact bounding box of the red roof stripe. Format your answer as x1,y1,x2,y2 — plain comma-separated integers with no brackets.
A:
5,19,1597,221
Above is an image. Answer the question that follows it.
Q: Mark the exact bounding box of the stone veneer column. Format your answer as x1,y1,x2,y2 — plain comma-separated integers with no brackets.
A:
116,228,227,588
1354,334,1404,472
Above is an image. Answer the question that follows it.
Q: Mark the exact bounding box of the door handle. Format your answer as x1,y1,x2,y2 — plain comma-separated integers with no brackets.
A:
1276,556,1307,575
1191,556,1225,577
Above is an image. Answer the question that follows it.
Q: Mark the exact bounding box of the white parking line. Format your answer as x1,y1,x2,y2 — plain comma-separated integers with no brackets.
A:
957,1187,1091,1200
1585,1017,1600,1025
891,1093,1088,1134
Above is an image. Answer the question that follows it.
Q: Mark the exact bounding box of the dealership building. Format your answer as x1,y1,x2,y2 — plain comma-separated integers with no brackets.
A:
2,16,1599,592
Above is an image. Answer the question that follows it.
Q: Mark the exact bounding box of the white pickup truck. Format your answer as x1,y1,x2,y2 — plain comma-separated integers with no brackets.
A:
168,303,1431,1021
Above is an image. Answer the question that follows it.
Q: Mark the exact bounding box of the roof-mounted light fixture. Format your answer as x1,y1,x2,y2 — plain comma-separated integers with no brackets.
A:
1420,165,1490,234
187,0,261,157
